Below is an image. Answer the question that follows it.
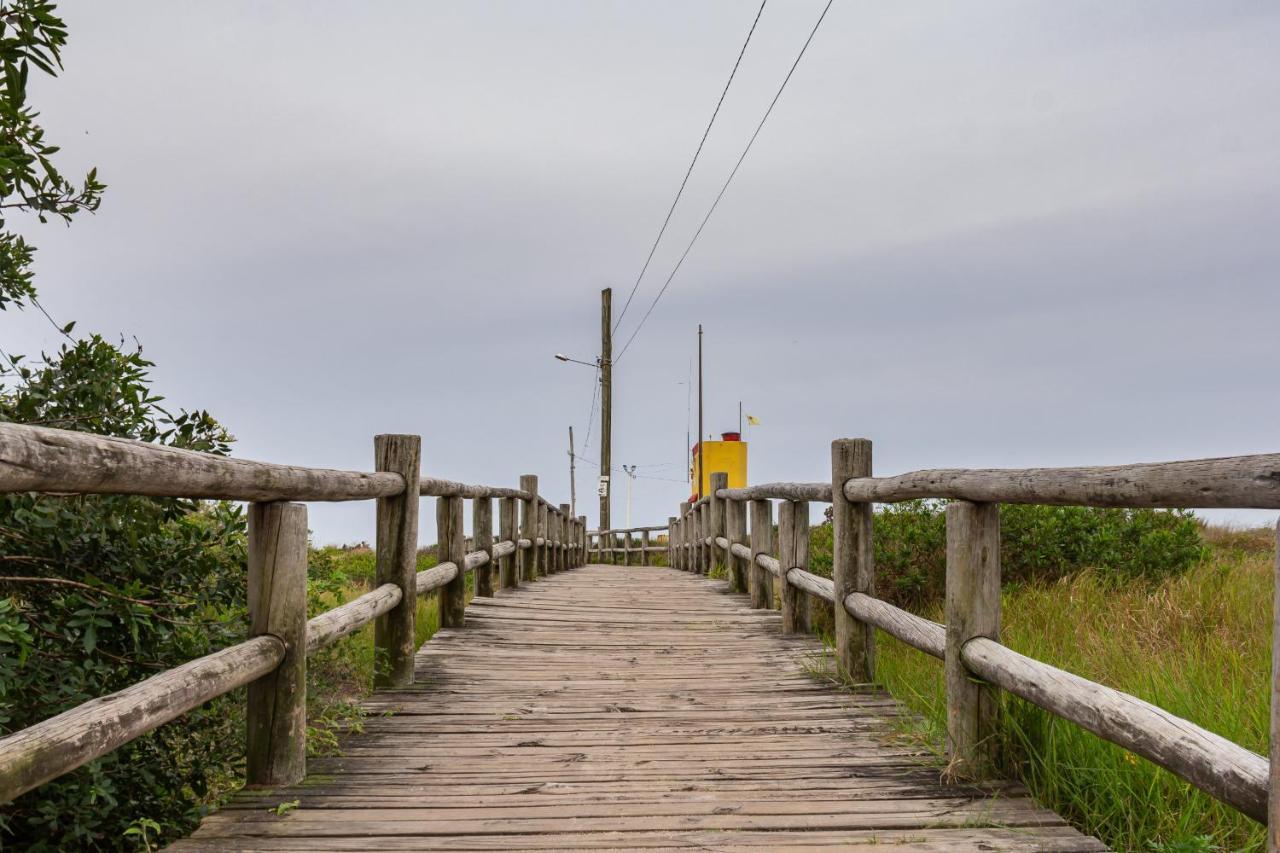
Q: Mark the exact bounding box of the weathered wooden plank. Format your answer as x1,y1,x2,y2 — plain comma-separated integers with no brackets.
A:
0,635,283,804
373,435,421,688
945,501,1000,780
832,438,874,682
843,454,1280,508
0,422,403,501
246,501,308,786
963,635,1268,822
306,583,401,653
718,482,833,502
437,496,466,628
473,497,494,597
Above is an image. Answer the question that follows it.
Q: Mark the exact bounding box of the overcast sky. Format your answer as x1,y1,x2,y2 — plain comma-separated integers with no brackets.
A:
5,2,1279,543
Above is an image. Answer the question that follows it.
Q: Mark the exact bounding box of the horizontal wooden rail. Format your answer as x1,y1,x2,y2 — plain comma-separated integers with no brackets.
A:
306,583,402,654
594,524,668,535
963,638,1268,821
0,635,284,804
600,546,665,554
845,592,945,659
420,478,531,500
0,423,404,502
842,454,1280,509
717,482,833,502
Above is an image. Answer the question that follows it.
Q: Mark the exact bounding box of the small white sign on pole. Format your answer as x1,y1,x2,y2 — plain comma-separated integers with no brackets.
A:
597,475,610,497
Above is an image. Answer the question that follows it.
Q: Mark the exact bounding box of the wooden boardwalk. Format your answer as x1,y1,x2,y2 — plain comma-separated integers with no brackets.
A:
174,565,1105,852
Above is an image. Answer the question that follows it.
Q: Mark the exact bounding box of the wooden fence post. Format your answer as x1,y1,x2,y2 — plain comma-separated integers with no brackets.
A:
373,434,421,688
559,503,571,571
749,499,774,609
678,502,691,570
700,501,711,575
709,472,727,576
438,495,466,628
945,500,1001,780
727,496,747,593
623,529,632,566
667,516,676,567
1271,519,1280,851
246,500,308,787
499,495,517,589
578,515,587,567
519,475,537,584
474,497,494,597
641,529,650,566
832,438,874,682
537,501,548,578
779,500,810,634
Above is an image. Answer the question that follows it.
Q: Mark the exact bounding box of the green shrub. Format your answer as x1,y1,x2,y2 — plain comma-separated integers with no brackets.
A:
0,338,247,850
810,501,1203,607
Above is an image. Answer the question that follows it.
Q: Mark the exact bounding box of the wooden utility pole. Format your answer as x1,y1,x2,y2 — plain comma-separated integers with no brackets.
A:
696,323,704,500
600,288,612,531
568,425,576,517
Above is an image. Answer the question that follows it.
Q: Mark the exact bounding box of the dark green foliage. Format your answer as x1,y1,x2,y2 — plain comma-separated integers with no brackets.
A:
811,500,1204,608
0,337,247,850
0,0,105,310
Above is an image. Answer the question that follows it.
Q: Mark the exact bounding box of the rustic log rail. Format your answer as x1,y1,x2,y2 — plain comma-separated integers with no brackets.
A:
671,441,1280,832
588,524,668,566
0,423,582,804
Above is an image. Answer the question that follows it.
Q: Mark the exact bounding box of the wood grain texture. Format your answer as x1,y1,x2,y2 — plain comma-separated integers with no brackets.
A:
945,501,1001,780
519,475,537,586
963,636,1266,821
0,636,283,804
0,422,404,501
473,498,494,597
749,499,774,609
499,497,518,589
176,565,1102,851
373,435,421,688
307,583,402,654
778,501,810,634
727,496,748,593
709,472,727,576
718,482,833,502
437,496,466,628
842,455,1280,508
832,438,874,683
246,501,309,786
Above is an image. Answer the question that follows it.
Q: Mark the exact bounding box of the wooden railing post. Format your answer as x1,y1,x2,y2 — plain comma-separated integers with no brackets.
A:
667,516,676,567
709,472,727,576
749,499,774,609
578,515,587,567
537,501,549,578
438,495,466,628
641,529,651,566
1271,518,1280,851
500,495,517,589
678,502,691,570
832,438,874,682
519,475,537,584
727,496,747,593
559,503,571,571
623,529,632,566
474,497,494,597
779,500,810,634
700,501,711,575
373,434,421,687
945,500,1001,779
246,500,308,787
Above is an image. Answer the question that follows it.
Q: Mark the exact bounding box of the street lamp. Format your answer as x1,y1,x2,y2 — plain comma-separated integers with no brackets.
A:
622,464,638,528
553,353,599,368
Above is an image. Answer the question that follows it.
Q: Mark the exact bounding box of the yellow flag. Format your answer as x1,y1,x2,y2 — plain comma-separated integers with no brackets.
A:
746,415,761,426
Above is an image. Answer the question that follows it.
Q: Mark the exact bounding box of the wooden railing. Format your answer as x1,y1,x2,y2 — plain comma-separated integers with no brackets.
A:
668,443,1280,830
0,423,586,804
588,524,668,566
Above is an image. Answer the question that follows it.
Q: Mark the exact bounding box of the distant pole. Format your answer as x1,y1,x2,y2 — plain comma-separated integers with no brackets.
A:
738,400,742,435
600,288,612,531
568,425,576,517
697,323,704,500
623,464,636,527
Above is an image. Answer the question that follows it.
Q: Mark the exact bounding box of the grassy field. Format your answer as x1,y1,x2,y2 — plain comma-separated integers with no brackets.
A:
848,524,1272,852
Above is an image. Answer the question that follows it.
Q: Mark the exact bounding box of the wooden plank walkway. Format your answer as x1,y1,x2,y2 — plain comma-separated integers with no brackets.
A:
173,565,1106,851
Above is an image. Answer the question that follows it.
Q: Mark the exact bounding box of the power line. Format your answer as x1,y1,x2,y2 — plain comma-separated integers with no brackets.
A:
614,0,835,365
611,0,768,335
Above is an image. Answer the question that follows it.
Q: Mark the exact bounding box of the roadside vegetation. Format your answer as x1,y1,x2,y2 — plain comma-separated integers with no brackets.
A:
801,505,1269,852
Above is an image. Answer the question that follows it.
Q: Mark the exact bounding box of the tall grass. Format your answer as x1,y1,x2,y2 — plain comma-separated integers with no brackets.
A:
872,529,1271,851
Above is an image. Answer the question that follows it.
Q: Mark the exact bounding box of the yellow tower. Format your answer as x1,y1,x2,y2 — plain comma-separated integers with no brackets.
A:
690,432,748,499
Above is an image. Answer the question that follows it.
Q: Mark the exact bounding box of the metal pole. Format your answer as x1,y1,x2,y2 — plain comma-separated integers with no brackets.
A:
600,288,612,531
568,425,576,517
